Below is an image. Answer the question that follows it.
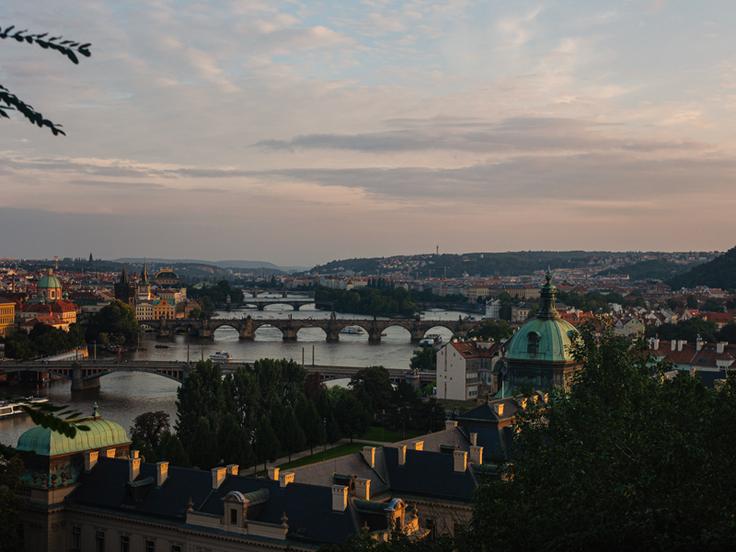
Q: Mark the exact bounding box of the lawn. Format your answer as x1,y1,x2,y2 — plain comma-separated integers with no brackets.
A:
278,442,370,469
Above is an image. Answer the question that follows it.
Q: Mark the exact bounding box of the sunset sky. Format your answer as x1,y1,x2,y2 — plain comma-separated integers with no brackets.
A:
1,0,735,266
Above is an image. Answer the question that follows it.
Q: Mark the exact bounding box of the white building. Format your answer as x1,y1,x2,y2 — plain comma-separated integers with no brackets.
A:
484,299,501,320
436,341,497,401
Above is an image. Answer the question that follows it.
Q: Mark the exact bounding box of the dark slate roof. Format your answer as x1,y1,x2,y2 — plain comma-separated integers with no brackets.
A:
68,458,359,545
457,398,520,423
458,423,513,463
382,448,477,503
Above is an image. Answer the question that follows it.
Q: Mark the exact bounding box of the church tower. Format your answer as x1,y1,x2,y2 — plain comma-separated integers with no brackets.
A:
503,272,581,392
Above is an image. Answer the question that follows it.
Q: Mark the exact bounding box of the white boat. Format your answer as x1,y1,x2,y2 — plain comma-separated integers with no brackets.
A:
208,351,231,362
0,396,49,418
419,334,443,348
340,327,364,335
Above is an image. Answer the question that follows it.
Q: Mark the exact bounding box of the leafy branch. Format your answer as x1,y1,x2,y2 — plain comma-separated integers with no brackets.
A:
20,402,90,438
0,24,92,135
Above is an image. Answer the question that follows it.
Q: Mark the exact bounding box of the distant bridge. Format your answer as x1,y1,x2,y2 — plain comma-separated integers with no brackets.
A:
0,359,433,391
239,297,316,311
141,315,483,344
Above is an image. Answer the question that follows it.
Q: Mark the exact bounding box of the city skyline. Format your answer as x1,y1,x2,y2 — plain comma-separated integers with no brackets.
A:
3,1,736,265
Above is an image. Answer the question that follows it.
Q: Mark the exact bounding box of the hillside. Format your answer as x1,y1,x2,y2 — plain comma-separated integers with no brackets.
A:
310,251,702,278
597,259,699,281
668,246,736,290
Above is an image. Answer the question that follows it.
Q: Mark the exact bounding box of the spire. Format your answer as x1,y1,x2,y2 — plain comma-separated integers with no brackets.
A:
141,260,149,283
120,265,128,283
537,270,559,320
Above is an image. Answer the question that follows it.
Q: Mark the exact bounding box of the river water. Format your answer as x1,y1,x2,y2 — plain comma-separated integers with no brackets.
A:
0,295,477,446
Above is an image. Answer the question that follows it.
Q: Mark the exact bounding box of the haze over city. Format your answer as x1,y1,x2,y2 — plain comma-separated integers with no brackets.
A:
2,0,736,263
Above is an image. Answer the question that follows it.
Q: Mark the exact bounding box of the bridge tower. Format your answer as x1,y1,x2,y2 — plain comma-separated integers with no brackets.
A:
325,312,340,343
239,316,256,341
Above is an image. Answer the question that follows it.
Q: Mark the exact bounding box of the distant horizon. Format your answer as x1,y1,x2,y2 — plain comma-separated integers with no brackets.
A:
0,247,725,271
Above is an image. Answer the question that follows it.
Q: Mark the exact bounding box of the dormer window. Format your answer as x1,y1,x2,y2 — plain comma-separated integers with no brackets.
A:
527,332,540,355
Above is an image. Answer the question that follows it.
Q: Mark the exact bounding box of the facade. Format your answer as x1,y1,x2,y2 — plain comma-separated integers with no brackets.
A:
0,299,15,336
436,341,498,401
504,273,581,392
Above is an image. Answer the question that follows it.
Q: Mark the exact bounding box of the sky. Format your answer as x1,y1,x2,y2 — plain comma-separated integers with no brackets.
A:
1,0,736,266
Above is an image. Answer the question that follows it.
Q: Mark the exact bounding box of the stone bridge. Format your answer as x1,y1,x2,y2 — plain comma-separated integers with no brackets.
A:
142,314,483,344
240,298,316,311
0,360,434,391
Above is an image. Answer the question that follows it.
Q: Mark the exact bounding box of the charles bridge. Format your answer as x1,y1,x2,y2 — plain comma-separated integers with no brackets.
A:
143,314,484,344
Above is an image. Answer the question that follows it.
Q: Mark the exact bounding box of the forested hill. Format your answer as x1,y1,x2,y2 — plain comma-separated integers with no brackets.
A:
669,246,736,290
597,259,699,281
310,251,699,278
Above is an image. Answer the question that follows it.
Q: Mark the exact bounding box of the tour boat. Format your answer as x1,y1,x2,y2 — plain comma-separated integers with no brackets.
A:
0,396,49,419
209,351,232,362
419,334,443,348
340,327,364,335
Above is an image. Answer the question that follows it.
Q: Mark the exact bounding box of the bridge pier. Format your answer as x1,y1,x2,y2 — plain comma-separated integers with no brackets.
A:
282,328,298,342
368,330,382,345
326,329,340,343
257,304,266,311
71,366,100,392
410,329,425,343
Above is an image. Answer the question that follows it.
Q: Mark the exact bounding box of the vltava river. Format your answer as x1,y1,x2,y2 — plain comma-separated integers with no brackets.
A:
0,297,477,446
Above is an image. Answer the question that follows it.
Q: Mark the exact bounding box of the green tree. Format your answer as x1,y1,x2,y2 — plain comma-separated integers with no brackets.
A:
718,323,736,342
332,389,370,442
175,360,224,453
255,416,281,471
470,327,736,551
279,406,307,462
350,366,394,417
410,347,436,371
0,446,23,551
130,411,171,462
467,320,513,341
297,397,325,454
188,416,219,468
157,431,190,466
218,414,255,469
85,300,139,346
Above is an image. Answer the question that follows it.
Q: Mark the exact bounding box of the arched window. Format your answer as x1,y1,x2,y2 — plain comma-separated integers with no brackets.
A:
527,332,540,355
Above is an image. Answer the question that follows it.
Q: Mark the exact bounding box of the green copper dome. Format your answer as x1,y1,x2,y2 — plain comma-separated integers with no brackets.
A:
506,272,579,363
17,416,130,457
37,270,62,289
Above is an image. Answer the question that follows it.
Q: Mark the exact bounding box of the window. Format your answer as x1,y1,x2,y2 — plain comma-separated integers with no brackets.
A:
120,535,130,552
527,332,540,355
95,531,105,552
230,508,238,525
145,540,155,552
71,526,81,551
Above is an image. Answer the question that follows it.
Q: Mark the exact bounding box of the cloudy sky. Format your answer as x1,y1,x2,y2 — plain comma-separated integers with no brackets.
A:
1,1,735,266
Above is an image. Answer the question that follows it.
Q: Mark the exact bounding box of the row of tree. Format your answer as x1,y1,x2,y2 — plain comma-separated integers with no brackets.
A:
131,360,445,471
2,323,84,360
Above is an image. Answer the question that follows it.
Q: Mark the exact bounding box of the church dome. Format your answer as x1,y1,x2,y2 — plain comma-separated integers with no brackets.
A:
17,414,130,457
37,270,62,290
506,272,579,364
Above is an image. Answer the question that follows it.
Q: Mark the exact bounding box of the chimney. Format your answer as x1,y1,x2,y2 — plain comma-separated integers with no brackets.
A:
518,397,528,410
128,457,141,482
717,342,728,354
131,450,140,459
397,445,407,466
267,467,280,481
211,466,227,489
671,339,677,351
696,337,704,351
652,338,660,350
469,432,478,446
444,420,458,431
412,440,424,451
362,446,376,468
453,450,468,472
469,445,483,465
226,464,239,476
354,477,371,500
104,448,116,459
494,402,505,417
332,485,349,512
156,461,169,487
84,450,99,472
677,340,686,352
280,471,295,488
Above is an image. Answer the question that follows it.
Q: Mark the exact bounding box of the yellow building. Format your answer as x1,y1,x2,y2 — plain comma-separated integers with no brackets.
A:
0,300,15,336
152,298,176,320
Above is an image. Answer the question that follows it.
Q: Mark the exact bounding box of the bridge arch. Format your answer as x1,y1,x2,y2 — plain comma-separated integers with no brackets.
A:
253,323,284,341
262,303,297,311
296,302,317,311
297,326,327,341
381,324,412,342
421,325,456,341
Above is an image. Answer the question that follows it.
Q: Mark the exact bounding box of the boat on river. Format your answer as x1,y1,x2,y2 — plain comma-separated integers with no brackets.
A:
418,334,443,348
0,396,49,419
209,351,232,362
340,327,364,335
